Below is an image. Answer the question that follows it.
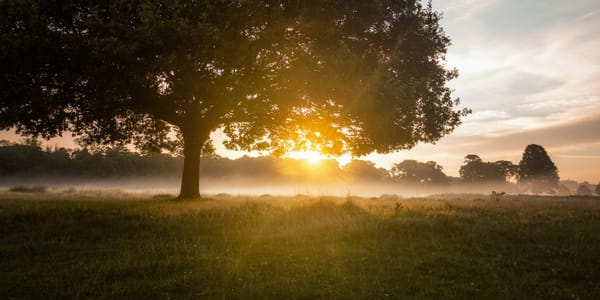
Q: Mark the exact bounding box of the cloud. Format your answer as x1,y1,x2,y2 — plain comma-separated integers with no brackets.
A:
439,0,600,139
466,110,510,122
462,114,600,154
434,0,501,22
501,72,564,96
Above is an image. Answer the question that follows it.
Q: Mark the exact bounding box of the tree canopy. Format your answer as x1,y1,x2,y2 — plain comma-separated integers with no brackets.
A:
459,154,517,183
390,159,448,184
1,0,468,198
576,183,593,196
342,160,390,182
517,144,559,194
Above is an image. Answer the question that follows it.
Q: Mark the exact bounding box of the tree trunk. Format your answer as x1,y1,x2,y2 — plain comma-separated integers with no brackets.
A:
178,127,207,199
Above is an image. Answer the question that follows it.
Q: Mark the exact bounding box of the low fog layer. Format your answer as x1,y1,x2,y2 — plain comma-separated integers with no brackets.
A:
0,176,531,198
0,164,588,199
1,141,596,197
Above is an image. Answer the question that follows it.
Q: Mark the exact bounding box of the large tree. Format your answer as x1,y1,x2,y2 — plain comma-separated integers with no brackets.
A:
1,0,468,198
517,144,559,194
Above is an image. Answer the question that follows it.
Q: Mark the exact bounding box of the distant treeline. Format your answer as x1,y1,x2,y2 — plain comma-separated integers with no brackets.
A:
1,139,598,195
0,140,389,182
0,140,182,178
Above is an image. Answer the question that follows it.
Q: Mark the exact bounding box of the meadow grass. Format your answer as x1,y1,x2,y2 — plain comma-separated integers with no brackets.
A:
1,193,600,299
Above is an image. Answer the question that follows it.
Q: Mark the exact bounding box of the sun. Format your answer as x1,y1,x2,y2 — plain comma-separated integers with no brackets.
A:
286,150,327,165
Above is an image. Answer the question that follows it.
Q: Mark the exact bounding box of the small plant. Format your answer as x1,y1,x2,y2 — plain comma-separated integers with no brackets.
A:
345,191,357,203
490,191,506,201
394,202,403,216
9,185,47,193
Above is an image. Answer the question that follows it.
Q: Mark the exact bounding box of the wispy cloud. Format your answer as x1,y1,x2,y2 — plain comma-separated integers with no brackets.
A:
434,0,502,21
439,0,600,128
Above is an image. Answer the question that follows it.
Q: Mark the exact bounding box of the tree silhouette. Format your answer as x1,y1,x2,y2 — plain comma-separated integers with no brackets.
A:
459,155,516,183
1,0,468,198
494,160,518,182
343,160,390,182
577,183,593,196
560,180,578,194
390,160,448,185
459,154,483,182
555,184,572,196
596,182,600,195
517,144,559,194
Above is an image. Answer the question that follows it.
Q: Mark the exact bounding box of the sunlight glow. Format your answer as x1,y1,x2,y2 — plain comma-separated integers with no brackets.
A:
336,154,352,166
286,150,327,165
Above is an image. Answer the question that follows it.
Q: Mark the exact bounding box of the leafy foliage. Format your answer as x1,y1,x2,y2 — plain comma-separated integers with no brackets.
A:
390,159,449,184
459,155,517,183
1,0,468,197
0,140,181,178
342,160,390,182
517,144,559,194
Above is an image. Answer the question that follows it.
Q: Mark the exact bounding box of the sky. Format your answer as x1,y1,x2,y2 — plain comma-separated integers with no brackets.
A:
2,0,599,183
358,0,600,182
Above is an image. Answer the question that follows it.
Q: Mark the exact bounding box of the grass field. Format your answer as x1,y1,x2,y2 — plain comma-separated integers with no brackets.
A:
1,192,600,299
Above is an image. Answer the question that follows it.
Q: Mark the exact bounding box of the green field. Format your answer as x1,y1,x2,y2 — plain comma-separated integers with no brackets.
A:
1,193,600,299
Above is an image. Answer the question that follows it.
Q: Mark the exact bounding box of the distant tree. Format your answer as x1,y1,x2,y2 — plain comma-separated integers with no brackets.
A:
390,160,449,185
47,147,72,174
459,154,483,182
560,180,579,194
0,140,185,177
517,144,559,194
464,154,483,164
459,155,516,183
343,160,390,182
596,182,600,195
577,183,593,196
2,0,468,198
555,184,571,196
494,160,518,182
